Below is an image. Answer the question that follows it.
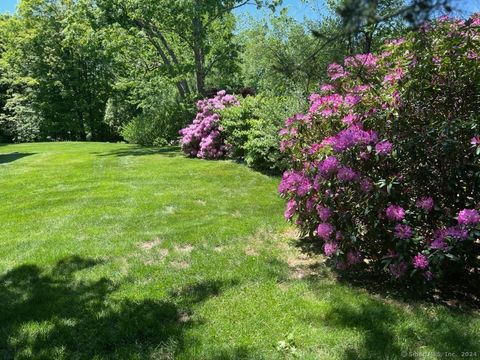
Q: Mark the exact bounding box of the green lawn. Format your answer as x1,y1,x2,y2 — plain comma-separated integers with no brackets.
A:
0,142,479,359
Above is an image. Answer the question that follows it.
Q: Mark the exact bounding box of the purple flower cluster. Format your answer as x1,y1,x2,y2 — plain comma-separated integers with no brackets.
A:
457,209,480,226
278,16,480,283
278,170,311,197
412,254,429,269
330,125,378,153
317,223,334,240
318,156,340,177
394,224,412,239
375,141,393,155
386,205,405,222
344,53,378,70
180,91,239,159
416,197,434,212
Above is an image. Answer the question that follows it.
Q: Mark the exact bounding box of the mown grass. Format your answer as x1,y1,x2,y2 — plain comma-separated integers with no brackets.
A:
0,142,479,359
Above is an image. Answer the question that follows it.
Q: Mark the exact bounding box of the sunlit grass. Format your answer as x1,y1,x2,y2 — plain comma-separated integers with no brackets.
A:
0,142,478,359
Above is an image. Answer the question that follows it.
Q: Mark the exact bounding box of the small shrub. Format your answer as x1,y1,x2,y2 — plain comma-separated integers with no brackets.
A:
179,91,239,159
279,15,480,286
122,80,195,146
220,95,307,173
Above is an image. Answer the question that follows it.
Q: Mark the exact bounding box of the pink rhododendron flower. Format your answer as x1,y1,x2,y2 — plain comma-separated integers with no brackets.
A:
412,253,429,269
347,250,362,265
389,261,407,278
344,53,378,69
394,224,412,239
323,242,338,256
386,205,405,221
375,141,393,155
416,197,434,212
316,205,332,222
342,112,359,125
360,178,373,193
318,156,339,177
284,199,297,220
320,84,335,92
337,166,358,182
327,63,348,80
317,223,334,240
180,91,239,159
457,209,480,226
430,238,448,250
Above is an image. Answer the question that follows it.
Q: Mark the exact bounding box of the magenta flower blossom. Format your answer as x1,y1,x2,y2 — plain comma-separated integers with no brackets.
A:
457,209,480,226
317,223,334,240
383,68,405,84
323,242,338,256
375,141,393,155
342,112,359,125
316,205,332,222
386,205,405,221
347,250,362,265
360,178,373,193
471,136,480,145
389,261,407,278
180,91,239,159
337,166,358,182
394,224,412,239
320,84,335,92
416,197,434,212
327,63,348,80
344,94,362,107
412,253,429,269
278,170,311,197
284,199,297,220
430,238,448,250
331,125,378,152
344,53,378,69
318,156,339,177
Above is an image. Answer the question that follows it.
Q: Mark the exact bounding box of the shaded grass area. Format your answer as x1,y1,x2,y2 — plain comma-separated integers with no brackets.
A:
0,142,479,359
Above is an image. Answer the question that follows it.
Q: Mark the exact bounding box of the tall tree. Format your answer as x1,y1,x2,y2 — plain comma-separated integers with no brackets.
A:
98,0,280,96
1,0,118,141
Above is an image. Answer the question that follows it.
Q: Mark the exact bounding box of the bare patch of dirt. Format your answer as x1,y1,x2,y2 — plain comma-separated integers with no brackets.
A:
282,227,300,240
245,247,259,256
171,261,190,269
213,246,224,253
178,311,192,323
287,253,326,280
140,238,162,250
175,244,194,254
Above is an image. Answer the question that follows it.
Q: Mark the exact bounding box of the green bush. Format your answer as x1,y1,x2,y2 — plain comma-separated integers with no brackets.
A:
219,95,306,174
121,79,196,146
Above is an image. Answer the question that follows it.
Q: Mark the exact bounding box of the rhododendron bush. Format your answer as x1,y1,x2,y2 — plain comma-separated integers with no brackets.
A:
180,91,239,159
279,15,480,285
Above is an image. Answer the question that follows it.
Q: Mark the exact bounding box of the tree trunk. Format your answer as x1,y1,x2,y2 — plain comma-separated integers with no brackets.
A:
192,1,206,96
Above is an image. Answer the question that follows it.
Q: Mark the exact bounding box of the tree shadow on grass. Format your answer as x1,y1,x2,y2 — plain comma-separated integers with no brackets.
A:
0,256,232,359
95,146,181,158
294,235,480,309
303,277,480,360
0,153,34,164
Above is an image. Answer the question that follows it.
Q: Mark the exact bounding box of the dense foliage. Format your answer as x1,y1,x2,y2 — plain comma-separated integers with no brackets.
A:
279,15,480,285
219,95,306,173
180,92,306,173
180,91,239,159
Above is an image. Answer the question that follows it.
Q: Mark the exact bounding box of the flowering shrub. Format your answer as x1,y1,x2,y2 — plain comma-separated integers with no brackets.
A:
279,15,480,285
181,92,305,173
179,91,239,159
